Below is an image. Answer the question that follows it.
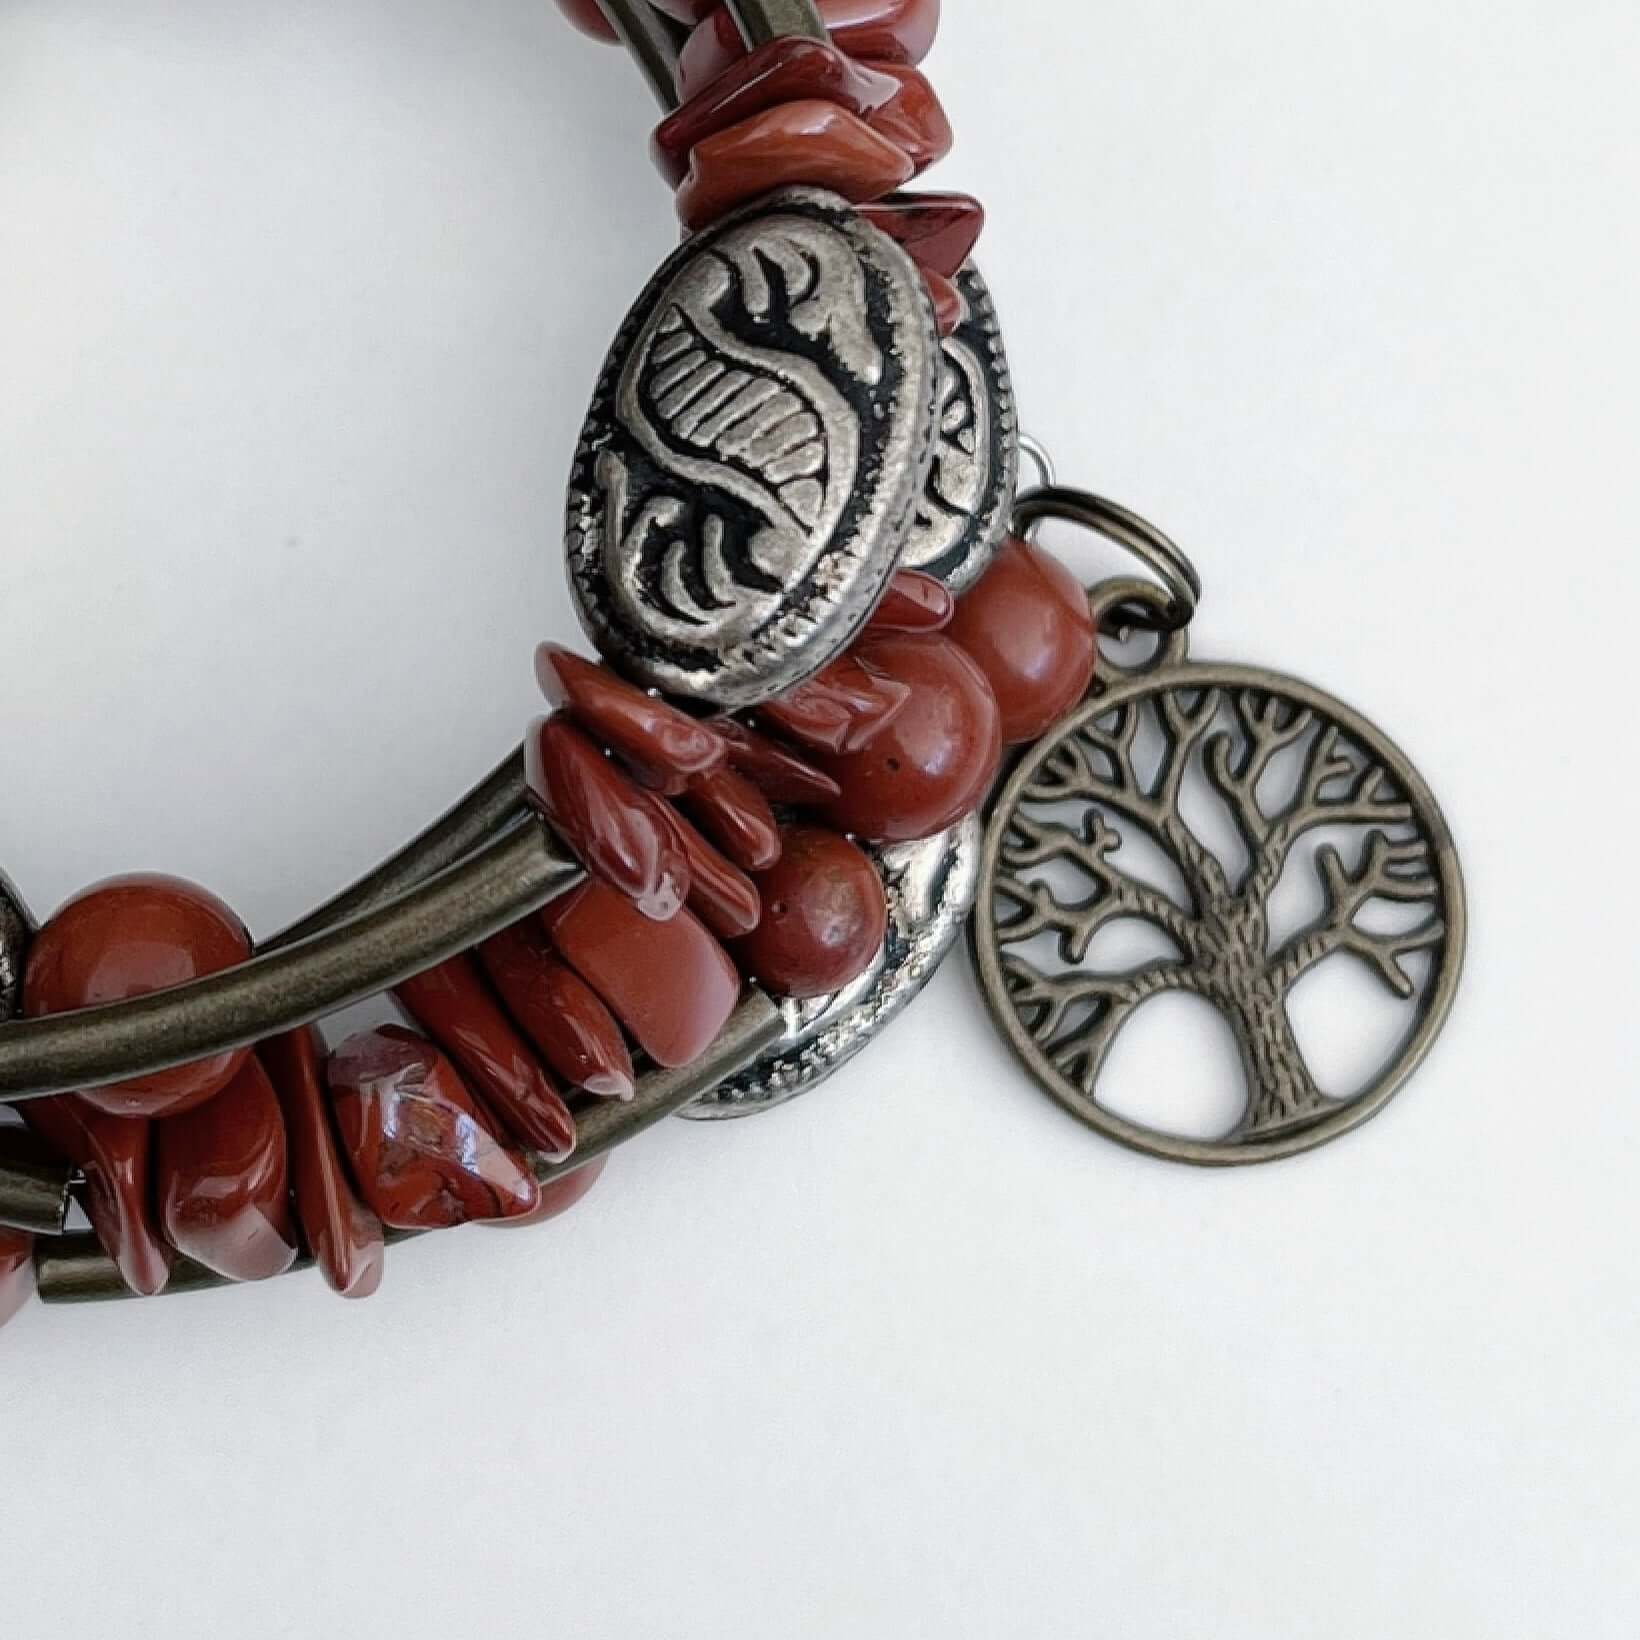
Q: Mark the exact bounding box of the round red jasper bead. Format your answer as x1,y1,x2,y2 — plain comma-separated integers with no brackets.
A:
944,536,1097,744
735,827,888,1000
816,633,1002,844
23,874,253,1118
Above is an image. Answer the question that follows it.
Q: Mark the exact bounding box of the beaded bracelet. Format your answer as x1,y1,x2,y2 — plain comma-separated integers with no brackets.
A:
0,0,1467,1333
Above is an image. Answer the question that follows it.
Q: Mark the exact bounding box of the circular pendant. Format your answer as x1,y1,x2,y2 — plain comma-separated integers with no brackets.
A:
973,658,1465,1164
898,262,1018,591
0,873,29,1025
566,187,941,708
683,814,982,1119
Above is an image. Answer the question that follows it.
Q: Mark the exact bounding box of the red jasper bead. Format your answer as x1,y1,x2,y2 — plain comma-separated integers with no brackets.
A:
712,718,842,806
858,192,985,280
677,99,914,231
526,715,691,921
24,874,252,1119
663,806,764,940
680,765,783,872
1,1230,34,1332
543,883,740,1069
488,1156,610,1231
261,1027,386,1300
761,651,911,755
155,1054,298,1283
868,570,956,634
394,955,577,1161
735,827,888,999
862,63,953,175
677,0,941,101
925,270,964,337
553,0,619,42
945,536,1098,744
653,37,900,186
21,1095,172,1297
329,1027,542,1230
816,633,1002,843
534,644,725,787
478,921,637,1101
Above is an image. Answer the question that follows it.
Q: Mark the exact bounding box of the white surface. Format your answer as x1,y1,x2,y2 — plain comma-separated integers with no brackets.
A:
1,3,1636,1635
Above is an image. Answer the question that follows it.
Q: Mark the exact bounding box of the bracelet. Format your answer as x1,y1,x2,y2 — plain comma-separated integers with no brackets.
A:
0,0,1467,1334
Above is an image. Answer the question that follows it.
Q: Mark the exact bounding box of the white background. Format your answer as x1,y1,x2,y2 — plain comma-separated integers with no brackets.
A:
2,3,1636,1636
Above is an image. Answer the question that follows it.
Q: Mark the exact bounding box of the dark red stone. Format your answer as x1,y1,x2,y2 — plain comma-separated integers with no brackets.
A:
329,1027,542,1230
653,37,900,185
677,99,915,231
487,1157,610,1232
926,270,964,337
526,716,691,921
662,806,764,939
394,955,577,1161
543,883,740,1069
21,1095,171,1297
478,922,636,1101
535,644,725,786
816,633,1002,842
680,766,783,872
862,63,953,174
945,535,1097,744
155,1054,298,1283
23,874,252,1119
868,570,955,634
712,718,842,805
734,827,887,999
261,1027,385,1300
677,0,942,100
553,0,619,41
760,652,912,755
858,192,985,279
1,1230,33,1332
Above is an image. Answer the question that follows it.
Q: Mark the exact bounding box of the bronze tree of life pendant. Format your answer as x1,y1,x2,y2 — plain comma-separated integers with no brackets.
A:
973,618,1466,1166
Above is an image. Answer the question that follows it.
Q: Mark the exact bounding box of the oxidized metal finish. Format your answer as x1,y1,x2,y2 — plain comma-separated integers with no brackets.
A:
0,1129,72,1237
567,187,940,707
973,628,1466,1166
687,813,982,1118
900,263,1019,591
724,0,830,48
593,0,687,109
0,869,30,1025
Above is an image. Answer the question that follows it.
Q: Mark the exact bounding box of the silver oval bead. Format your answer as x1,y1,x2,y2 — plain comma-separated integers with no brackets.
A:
566,187,941,709
899,262,1019,592
681,814,983,1119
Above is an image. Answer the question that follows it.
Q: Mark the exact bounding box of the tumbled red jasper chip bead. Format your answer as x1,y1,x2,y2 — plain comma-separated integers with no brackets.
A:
24,874,253,1118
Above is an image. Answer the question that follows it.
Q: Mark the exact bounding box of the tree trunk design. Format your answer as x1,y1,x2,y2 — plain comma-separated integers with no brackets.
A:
986,677,1451,1147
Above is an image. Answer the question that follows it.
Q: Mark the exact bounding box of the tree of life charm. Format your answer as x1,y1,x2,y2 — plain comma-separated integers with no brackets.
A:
973,647,1465,1165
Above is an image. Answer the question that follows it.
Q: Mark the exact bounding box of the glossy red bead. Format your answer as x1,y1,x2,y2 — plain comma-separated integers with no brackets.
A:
478,922,637,1101
868,570,956,634
21,1096,172,1296
925,270,964,337
526,715,691,921
760,651,911,755
677,0,941,101
329,1027,542,1230
552,0,619,42
155,1054,298,1283
1,1230,34,1332
394,955,577,1161
487,1157,610,1232
23,874,252,1119
261,1027,385,1300
677,99,915,231
664,806,765,940
862,63,953,175
858,192,985,279
945,535,1098,744
735,827,888,999
712,718,843,805
680,765,783,872
535,644,725,786
543,883,740,1069
816,633,1002,843
653,37,900,186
